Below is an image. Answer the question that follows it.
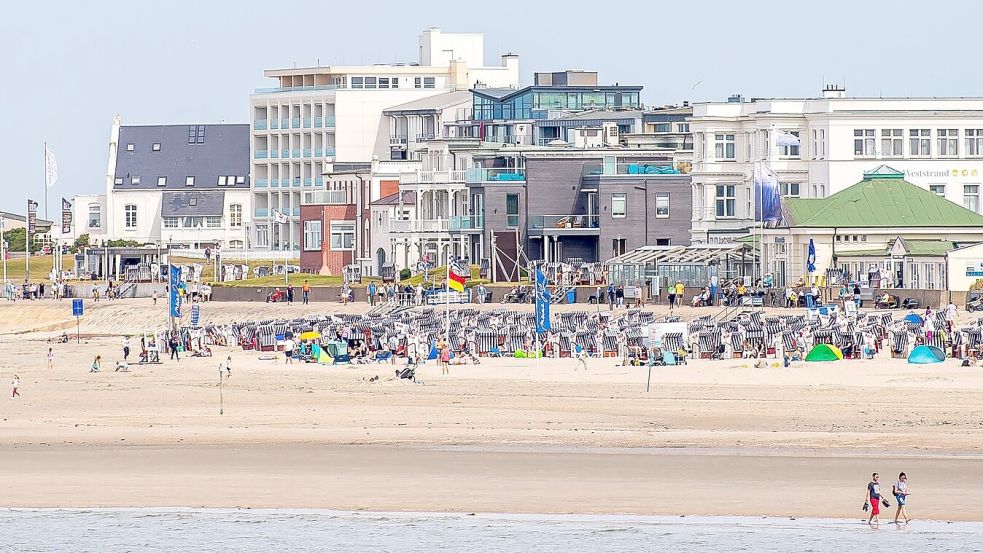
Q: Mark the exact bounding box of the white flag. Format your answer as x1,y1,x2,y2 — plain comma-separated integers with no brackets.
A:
272,209,288,223
45,147,58,188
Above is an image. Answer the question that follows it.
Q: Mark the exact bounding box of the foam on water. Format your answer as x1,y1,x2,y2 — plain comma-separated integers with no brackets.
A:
2,508,981,552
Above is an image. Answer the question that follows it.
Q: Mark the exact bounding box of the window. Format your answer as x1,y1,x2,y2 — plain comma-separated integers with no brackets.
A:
654,123,671,132
938,129,958,157
329,221,355,250
391,77,399,89
909,129,931,156
114,177,123,185
880,129,903,157
714,133,736,160
853,129,875,156
715,185,736,218
655,192,670,218
163,217,178,229
363,77,377,89
88,204,101,229
423,77,435,89
304,220,322,251
236,176,245,185
131,176,140,185
780,182,800,198
966,129,983,157
206,216,222,228
677,123,690,133
819,129,826,158
655,238,671,246
929,184,946,197
157,176,166,187
185,176,195,186
378,77,390,89
965,185,980,212
778,130,800,158
351,77,363,89
506,193,520,228
152,143,161,151
229,204,242,228
229,240,244,251
256,225,269,247
611,193,627,218
124,204,137,229
188,125,204,144
217,176,227,186
414,77,421,89
125,143,134,151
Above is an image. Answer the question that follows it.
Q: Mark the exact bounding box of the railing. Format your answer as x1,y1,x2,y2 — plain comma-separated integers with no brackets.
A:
270,150,279,158
254,149,268,159
390,219,449,233
254,84,341,94
325,147,336,157
529,214,600,230
177,248,300,261
281,149,289,158
324,115,335,128
292,208,300,216
303,117,312,128
291,149,300,158
390,135,408,146
302,190,350,205
291,118,301,128
536,137,565,146
581,162,681,177
255,208,269,218
465,167,526,183
414,169,467,184
449,215,483,231
254,120,268,130
270,119,279,130
303,177,312,186
506,215,520,228
280,119,289,129
255,179,268,188
416,132,436,141
303,148,312,157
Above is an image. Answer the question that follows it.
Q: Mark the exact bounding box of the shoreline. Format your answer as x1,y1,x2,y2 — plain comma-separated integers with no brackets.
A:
4,443,982,521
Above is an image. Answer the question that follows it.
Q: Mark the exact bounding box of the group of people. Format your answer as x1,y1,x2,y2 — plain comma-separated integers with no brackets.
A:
864,472,911,525
4,280,67,301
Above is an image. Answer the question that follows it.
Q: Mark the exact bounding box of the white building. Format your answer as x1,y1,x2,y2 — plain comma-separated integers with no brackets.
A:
64,116,251,250
249,27,520,252
689,87,983,244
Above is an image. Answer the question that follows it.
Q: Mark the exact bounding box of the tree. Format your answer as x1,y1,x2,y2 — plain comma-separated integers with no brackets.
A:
1,228,42,253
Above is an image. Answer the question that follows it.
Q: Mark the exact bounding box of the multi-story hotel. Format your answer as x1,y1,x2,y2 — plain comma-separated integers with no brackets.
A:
689,86,983,245
249,27,520,253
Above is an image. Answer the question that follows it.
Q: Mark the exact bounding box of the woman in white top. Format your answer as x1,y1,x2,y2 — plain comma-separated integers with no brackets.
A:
893,472,910,524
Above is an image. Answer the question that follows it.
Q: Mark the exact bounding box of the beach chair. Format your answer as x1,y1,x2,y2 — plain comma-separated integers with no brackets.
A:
662,351,679,366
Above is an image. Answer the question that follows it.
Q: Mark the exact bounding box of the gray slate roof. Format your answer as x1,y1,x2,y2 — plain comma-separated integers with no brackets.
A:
160,191,225,217
114,124,249,190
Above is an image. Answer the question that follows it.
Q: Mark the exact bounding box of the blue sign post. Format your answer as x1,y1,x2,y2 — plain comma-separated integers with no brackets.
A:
72,298,83,343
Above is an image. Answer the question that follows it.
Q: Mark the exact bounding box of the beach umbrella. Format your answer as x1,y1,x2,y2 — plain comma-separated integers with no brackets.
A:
907,344,945,364
805,343,843,362
298,331,321,341
903,313,924,325
806,239,816,274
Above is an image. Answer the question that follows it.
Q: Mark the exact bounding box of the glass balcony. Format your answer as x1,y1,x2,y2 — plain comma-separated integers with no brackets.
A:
254,120,268,131
302,190,349,205
303,117,312,128
314,149,323,157
390,219,449,233
291,117,301,128
292,208,301,216
292,178,301,188
254,149,268,159
448,215,483,231
255,179,268,188
314,116,323,128
270,179,279,188
281,149,289,158
325,147,336,157
271,150,280,158
315,176,324,185
291,149,300,158
324,115,336,128
253,84,340,94
303,148,312,157
254,208,269,218
303,177,312,186
270,119,279,130
280,119,289,129
465,167,526,183
529,214,600,231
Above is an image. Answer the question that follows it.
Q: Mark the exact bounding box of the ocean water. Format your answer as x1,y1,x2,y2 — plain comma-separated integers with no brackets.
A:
2,509,982,552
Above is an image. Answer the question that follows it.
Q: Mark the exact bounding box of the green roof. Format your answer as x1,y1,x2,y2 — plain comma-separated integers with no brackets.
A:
784,168,983,228
835,240,956,259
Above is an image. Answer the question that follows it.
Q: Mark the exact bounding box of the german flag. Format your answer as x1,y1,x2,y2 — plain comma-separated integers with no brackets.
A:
447,261,467,292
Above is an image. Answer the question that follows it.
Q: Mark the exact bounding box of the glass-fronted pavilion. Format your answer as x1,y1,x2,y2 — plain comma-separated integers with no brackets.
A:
472,86,643,121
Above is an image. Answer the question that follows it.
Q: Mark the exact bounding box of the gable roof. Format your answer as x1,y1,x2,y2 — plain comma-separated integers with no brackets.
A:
160,190,225,217
783,168,983,228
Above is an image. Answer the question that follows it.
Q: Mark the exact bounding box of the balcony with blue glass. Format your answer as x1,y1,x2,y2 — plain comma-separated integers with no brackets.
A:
303,148,312,158
325,147,336,157
254,149,268,159
303,117,312,128
315,115,335,128
465,167,526,184
303,177,312,186
270,179,279,188
581,161,683,178
270,119,279,130
291,117,301,128
254,120,268,131
253,84,341,94
448,215,483,233
528,214,600,236
471,85,643,123
291,149,300,158
255,178,268,188
280,119,290,130
254,208,269,218
281,149,290,158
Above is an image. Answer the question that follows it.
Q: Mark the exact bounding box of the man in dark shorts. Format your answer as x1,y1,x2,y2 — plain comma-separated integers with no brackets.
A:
865,472,889,525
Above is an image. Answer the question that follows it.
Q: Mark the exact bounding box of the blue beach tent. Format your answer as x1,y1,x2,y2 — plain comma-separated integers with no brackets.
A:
907,344,945,364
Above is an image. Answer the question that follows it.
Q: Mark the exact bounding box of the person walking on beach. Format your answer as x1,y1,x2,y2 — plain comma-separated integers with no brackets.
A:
667,284,676,310
286,284,294,305
607,283,615,310
11,374,19,398
90,355,101,373
893,472,910,524
224,355,232,378
46,347,54,370
168,336,180,362
864,472,890,525
152,289,158,306
302,280,311,305
122,336,130,362
368,281,377,307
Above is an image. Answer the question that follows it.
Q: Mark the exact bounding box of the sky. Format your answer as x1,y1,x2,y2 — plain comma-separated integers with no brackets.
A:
4,0,983,216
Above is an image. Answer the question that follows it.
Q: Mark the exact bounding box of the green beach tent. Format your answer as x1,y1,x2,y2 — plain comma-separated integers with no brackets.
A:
805,343,843,362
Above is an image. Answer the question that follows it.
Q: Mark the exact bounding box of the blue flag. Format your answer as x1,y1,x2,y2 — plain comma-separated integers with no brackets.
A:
169,265,182,318
535,268,551,333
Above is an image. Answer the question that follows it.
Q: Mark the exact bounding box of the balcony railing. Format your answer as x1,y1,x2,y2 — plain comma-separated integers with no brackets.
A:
465,167,526,183
291,149,300,158
254,120,268,131
292,208,300,216
416,132,437,141
303,148,312,157
254,149,268,159
254,208,269,218
291,117,301,128
391,219,449,233
270,150,279,158
255,179,268,188
254,84,341,94
581,162,681,177
281,149,290,158
270,119,279,130
414,170,467,184
390,135,408,146
325,147,336,157
529,214,600,230
314,149,323,157
280,119,289,129
303,117,312,128
302,190,350,205
449,215,483,231
324,115,335,128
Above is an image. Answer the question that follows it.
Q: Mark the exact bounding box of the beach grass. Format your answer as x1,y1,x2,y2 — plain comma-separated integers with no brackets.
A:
1,254,75,283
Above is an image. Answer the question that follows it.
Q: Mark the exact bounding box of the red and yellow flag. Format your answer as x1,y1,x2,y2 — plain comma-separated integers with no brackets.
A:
448,262,467,292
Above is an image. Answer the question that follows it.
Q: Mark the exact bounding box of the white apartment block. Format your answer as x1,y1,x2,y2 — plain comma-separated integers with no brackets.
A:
689,86,983,244
249,27,519,251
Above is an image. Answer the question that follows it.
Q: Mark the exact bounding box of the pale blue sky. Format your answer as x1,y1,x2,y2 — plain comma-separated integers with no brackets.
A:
3,0,982,215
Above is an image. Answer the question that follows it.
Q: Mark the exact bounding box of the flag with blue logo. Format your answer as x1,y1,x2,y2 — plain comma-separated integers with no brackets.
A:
753,161,783,228
807,238,817,274
169,265,182,318
535,268,551,333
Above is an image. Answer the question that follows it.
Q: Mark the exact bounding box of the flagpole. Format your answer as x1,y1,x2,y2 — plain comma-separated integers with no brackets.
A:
25,198,30,283
43,141,48,221
445,258,450,343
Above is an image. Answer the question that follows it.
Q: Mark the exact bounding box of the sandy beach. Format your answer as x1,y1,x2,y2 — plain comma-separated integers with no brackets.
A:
1,299,982,520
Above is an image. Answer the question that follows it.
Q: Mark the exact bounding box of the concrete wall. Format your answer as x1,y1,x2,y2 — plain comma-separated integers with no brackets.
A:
211,285,365,303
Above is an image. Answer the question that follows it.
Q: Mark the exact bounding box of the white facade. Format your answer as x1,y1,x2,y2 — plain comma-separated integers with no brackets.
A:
249,28,519,251
690,89,983,244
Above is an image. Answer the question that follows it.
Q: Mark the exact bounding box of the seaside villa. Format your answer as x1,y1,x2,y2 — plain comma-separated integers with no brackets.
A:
760,166,983,304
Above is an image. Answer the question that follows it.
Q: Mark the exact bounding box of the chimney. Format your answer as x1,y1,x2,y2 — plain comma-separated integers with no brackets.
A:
822,84,846,99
